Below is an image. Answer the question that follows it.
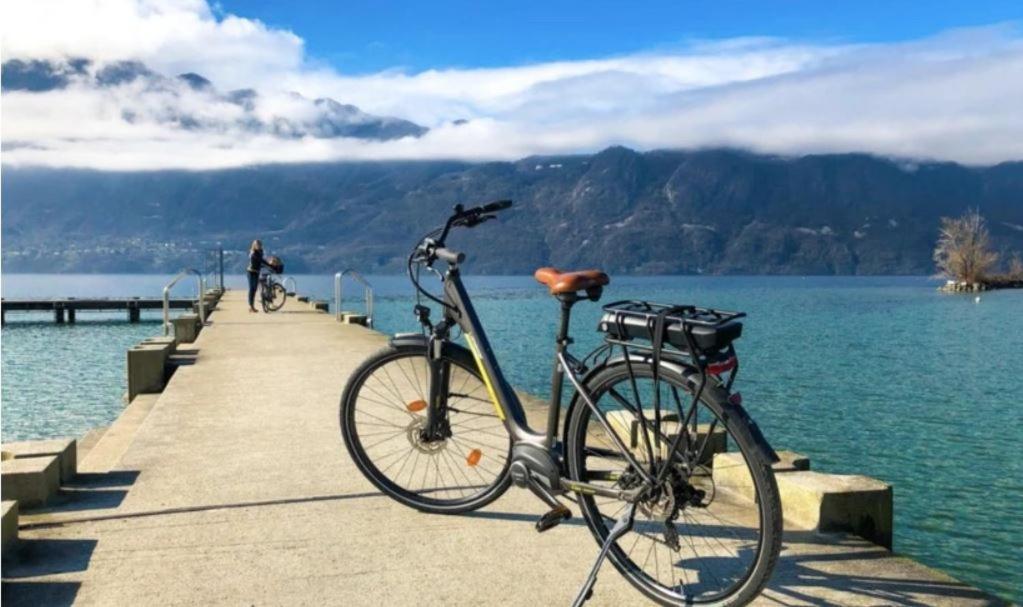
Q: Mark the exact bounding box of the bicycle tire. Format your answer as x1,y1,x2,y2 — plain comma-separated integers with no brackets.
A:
340,344,513,514
565,361,782,606
267,283,287,311
259,283,270,313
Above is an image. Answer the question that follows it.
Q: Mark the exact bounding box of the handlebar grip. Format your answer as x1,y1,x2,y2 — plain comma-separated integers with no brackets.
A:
480,199,513,213
436,247,465,264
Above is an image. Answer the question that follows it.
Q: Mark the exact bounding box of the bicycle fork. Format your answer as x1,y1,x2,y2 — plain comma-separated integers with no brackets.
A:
423,335,452,441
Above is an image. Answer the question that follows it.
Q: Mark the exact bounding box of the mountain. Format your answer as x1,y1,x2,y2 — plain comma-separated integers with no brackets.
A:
1,58,428,141
2,147,1022,274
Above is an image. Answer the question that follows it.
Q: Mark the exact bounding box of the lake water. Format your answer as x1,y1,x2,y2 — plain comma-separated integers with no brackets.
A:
2,273,1021,602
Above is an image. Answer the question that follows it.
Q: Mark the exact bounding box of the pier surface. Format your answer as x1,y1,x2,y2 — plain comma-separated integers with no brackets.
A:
2,292,1004,606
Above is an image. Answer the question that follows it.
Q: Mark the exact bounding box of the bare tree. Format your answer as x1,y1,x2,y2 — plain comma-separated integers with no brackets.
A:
933,208,999,283
1009,252,1023,280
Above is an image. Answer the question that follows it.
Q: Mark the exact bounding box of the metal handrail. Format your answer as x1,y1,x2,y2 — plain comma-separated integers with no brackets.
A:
334,269,373,327
203,247,225,291
163,269,206,335
283,276,298,295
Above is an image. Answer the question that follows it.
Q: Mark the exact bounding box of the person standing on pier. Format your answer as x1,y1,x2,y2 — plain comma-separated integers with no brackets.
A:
247,240,267,313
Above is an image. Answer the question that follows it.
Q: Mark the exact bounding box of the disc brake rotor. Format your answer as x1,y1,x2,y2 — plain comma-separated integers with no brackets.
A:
406,418,447,454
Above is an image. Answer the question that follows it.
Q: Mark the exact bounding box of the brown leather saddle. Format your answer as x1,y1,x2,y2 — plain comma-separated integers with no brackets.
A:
533,267,610,298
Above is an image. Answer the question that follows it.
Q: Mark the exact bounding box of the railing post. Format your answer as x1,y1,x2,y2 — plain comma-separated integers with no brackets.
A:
335,272,343,322
198,276,206,324
163,268,206,335
334,269,373,328
366,285,374,328
218,246,224,291
163,282,172,335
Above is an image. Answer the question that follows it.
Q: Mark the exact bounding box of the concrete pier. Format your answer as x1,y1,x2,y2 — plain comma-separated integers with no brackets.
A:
1,298,194,324
1,292,1005,606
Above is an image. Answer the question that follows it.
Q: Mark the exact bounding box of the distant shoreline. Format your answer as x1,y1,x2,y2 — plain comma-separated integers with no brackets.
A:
939,278,1023,293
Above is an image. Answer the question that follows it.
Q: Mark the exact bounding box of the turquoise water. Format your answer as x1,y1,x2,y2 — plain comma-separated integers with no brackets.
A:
2,274,1021,602
1,274,201,442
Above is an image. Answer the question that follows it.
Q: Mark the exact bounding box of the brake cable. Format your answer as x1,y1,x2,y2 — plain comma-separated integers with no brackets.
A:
407,227,456,311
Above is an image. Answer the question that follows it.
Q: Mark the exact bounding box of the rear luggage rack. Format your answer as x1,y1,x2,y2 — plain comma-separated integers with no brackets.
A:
598,300,745,356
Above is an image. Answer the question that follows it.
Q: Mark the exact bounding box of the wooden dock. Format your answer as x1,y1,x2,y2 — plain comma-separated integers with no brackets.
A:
1,298,195,324
0,292,1007,606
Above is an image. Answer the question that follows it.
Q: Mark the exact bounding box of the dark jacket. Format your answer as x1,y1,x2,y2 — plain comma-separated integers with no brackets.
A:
248,249,265,273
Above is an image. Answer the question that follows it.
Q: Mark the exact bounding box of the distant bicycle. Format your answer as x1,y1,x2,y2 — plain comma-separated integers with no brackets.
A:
259,256,287,312
339,201,782,606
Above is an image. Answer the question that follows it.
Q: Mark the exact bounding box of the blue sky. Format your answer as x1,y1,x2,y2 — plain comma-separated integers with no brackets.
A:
219,0,1023,72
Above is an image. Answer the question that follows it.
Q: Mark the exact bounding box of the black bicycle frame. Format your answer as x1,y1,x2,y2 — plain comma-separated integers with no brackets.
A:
439,267,542,445
428,266,658,494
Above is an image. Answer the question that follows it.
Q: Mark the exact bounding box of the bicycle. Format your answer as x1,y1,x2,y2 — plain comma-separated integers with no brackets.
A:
339,200,783,606
259,271,287,313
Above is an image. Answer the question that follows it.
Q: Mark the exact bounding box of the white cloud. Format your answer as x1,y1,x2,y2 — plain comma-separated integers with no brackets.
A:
1,0,304,89
2,0,1022,170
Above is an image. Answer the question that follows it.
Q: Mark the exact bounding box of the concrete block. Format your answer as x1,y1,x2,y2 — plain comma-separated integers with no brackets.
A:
606,411,725,464
713,450,810,502
1,455,60,507
1,438,77,482
343,314,369,326
127,342,171,401
297,295,310,303
310,300,329,312
2,500,17,554
778,471,892,549
173,313,201,343
143,335,177,349
713,452,891,549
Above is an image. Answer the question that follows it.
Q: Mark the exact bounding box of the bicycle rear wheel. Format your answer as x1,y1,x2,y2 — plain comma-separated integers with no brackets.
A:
565,362,781,606
340,344,512,514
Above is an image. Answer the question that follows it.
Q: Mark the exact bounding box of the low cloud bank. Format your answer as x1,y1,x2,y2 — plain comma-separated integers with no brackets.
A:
2,0,1022,169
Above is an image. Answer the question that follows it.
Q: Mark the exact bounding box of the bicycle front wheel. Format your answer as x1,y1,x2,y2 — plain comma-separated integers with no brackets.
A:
565,362,782,606
267,283,287,311
340,344,512,514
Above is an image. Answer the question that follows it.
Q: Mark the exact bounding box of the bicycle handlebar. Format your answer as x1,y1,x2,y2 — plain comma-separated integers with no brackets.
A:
479,199,513,214
435,247,466,264
407,199,512,310
424,199,514,264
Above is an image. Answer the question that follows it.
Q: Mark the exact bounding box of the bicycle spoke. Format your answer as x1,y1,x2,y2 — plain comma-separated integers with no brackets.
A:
347,351,510,509
571,370,774,604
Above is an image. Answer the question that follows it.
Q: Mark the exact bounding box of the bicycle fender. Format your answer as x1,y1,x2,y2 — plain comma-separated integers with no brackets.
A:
721,401,781,464
389,333,428,349
388,333,474,361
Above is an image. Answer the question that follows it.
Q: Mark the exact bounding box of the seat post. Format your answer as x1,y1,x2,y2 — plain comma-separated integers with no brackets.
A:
555,297,574,346
546,296,576,446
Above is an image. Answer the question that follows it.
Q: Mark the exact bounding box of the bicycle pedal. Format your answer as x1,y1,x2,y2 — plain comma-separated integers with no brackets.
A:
535,504,571,533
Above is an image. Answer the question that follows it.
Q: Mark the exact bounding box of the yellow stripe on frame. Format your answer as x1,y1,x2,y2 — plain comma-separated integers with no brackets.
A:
464,333,506,420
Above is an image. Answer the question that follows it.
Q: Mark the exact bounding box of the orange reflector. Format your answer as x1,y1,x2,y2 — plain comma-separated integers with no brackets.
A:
406,400,427,412
467,449,482,467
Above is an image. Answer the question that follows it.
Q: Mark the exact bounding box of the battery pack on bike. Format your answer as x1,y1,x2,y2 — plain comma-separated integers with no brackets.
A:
598,300,744,369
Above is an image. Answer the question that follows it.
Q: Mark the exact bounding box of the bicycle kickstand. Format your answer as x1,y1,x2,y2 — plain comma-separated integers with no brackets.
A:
570,503,637,607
